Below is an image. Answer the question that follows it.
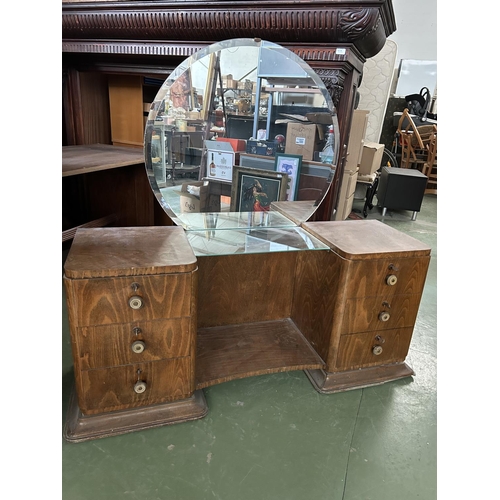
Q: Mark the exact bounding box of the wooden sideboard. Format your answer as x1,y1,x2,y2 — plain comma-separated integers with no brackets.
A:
62,144,172,242
63,220,430,442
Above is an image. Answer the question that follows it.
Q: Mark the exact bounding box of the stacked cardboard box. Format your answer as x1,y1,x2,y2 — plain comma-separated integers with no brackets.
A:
334,166,359,220
284,122,319,161
334,109,369,219
359,142,385,175
345,110,369,170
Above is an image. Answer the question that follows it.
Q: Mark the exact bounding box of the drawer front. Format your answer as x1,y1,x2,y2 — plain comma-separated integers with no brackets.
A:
76,317,192,370
335,327,413,371
341,294,422,334
70,273,193,326
78,357,193,414
344,256,429,299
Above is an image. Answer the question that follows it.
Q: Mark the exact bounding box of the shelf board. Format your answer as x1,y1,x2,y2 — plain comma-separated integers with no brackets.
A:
195,318,325,389
262,86,321,94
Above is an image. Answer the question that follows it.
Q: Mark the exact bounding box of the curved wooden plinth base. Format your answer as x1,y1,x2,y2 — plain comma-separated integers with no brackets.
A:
64,388,208,443
305,363,415,394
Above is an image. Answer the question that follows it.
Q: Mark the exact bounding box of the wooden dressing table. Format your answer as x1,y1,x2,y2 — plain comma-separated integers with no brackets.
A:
63,217,430,442
60,2,426,443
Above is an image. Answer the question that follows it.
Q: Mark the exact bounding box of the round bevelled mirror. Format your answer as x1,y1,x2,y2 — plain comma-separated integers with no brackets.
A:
144,38,339,228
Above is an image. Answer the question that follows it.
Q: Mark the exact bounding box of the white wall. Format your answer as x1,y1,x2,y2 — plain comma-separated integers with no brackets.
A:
356,1,437,141
388,0,437,62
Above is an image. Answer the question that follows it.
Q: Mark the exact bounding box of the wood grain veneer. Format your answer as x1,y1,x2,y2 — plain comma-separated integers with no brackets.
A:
335,327,413,371
301,220,431,392
65,274,193,326
302,220,431,259
341,257,430,298
196,252,297,328
76,317,191,370
63,218,432,440
64,226,206,438
196,319,325,389
79,357,193,414
64,226,197,278
341,294,422,334
290,249,345,364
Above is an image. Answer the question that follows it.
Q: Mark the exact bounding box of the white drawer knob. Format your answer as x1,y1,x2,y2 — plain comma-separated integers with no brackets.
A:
134,381,147,394
372,345,383,356
128,295,143,309
378,311,391,322
131,340,146,353
386,274,398,286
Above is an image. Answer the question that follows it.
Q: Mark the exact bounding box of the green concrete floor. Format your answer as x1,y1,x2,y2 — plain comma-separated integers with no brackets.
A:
62,194,437,500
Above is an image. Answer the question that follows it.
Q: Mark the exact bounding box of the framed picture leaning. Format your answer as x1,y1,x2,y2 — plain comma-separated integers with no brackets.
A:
274,153,302,201
230,166,289,212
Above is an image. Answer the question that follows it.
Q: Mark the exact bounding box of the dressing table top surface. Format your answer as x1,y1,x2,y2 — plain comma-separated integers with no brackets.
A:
64,226,197,279
302,220,431,260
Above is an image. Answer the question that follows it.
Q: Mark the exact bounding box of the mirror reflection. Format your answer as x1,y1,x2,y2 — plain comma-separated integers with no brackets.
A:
144,38,339,229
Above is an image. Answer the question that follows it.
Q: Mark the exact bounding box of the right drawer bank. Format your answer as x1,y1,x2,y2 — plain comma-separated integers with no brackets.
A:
299,220,431,393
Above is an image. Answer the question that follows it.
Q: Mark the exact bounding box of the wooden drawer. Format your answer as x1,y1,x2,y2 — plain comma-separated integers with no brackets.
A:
68,273,193,327
341,294,422,334
76,317,192,370
334,327,413,371
77,357,193,414
344,256,429,299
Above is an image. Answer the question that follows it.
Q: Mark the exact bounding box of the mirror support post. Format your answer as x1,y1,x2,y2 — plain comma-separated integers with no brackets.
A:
253,77,263,139
265,93,273,140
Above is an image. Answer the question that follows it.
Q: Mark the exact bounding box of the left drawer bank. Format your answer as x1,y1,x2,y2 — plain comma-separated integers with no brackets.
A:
63,226,208,443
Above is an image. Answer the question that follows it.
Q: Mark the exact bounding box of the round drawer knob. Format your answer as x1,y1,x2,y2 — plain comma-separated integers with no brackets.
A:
134,381,147,394
378,311,391,322
372,345,383,356
131,340,146,354
128,295,143,310
386,274,398,286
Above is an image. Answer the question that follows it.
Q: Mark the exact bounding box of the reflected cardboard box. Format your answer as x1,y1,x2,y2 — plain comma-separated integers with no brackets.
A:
205,140,243,182
285,122,318,161
180,181,221,213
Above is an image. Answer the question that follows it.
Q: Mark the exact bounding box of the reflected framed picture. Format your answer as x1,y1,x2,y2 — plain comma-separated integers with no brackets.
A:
230,166,289,212
274,153,302,201
169,69,192,111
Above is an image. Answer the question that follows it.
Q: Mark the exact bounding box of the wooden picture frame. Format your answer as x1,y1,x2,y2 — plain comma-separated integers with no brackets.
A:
230,166,289,212
201,53,217,121
274,153,302,201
